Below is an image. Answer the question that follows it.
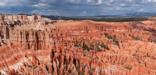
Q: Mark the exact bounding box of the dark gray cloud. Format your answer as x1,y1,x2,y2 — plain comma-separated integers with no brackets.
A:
0,0,156,16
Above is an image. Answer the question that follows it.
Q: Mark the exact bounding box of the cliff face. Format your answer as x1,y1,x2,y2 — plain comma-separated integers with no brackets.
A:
0,15,156,75
0,15,50,49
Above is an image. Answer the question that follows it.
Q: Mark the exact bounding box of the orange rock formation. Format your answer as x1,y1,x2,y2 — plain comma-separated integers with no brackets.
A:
0,15,156,75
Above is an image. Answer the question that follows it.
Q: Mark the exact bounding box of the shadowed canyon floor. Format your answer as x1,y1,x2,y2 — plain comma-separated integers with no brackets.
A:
0,15,156,75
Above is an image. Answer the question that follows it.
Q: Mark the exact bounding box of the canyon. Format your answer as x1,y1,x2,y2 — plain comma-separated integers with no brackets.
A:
0,15,156,75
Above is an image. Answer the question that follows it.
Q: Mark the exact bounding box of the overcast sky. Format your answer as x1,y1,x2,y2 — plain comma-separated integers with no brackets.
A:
0,0,156,16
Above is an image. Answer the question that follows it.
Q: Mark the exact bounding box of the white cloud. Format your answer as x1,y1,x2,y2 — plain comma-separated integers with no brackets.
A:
33,3,47,7
0,0,16,7
120,3,126,7
96,0,102,5
31,9,60,15
138,8,145,12
0,2,7,6
127,0,133,2
142,0,156,3
0,0,30,7
109,0,114,3
149,0,156,2
68,0,81,4
86,0,103,5
115,6,122,10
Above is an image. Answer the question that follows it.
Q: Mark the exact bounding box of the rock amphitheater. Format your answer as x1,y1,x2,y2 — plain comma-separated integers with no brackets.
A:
0,15,156,75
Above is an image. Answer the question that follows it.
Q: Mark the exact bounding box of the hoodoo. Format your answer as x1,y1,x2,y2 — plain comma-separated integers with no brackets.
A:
0,15,156,75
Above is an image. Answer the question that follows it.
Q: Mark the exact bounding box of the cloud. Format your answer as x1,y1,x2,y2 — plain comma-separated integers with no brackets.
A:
147,0,156,2
33,3,48,7
0,2,7,6
0,0,156,16
0,0,19,7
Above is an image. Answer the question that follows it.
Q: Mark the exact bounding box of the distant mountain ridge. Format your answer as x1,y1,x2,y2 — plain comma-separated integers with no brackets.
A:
42,15,148,22
125,12,156,17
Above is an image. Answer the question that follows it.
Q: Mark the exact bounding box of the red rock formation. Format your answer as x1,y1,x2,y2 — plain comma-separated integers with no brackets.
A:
0,15,156,75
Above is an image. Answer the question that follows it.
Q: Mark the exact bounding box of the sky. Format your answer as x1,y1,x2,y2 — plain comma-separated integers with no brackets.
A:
0,0,156,16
